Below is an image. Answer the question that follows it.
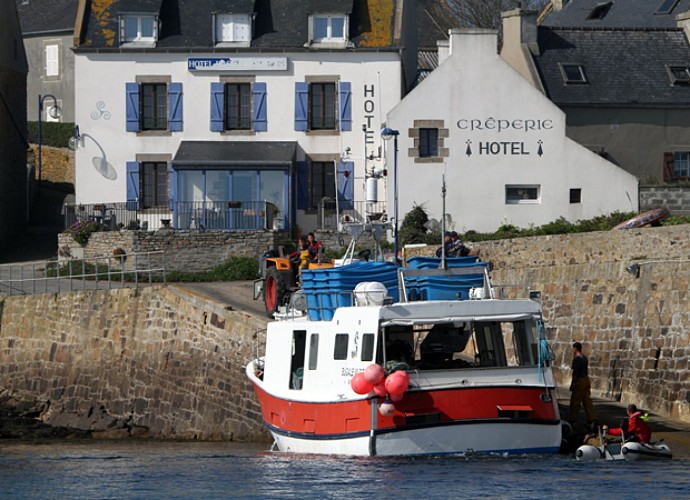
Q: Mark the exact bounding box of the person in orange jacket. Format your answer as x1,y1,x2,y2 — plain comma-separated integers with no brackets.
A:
603,404,652,443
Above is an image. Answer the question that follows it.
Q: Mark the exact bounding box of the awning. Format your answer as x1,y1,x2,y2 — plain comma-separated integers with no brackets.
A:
172,141,297,167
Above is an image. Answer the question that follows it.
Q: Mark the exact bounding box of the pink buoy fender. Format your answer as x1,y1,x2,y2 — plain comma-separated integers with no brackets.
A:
351,372,374,395
373,380,388,398
385,370,410,396
364,363,385,385
613,208,670,230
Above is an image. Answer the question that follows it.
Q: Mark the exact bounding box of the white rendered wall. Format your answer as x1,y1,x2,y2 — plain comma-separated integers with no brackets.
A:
385,30,639,233
73,51,401,207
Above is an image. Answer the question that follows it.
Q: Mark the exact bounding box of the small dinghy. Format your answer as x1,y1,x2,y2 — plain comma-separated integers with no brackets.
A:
576,432,672,461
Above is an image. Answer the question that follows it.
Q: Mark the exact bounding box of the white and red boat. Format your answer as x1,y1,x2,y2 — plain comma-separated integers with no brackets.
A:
246,250,563,457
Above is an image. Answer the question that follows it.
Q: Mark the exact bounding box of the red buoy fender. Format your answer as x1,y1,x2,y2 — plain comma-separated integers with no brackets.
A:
613,208,670,230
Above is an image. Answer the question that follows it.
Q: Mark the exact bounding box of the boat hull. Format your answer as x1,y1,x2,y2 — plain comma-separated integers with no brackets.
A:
268,418,562,457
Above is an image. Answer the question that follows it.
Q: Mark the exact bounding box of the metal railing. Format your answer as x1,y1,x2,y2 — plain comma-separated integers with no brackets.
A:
0,251,166,296
63,201,280,231
317,200,388,229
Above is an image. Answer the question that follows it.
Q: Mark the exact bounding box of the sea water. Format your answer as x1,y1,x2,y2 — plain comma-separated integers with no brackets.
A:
1,441,688,499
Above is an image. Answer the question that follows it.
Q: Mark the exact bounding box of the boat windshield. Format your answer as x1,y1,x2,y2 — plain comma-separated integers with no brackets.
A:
378,319,540,371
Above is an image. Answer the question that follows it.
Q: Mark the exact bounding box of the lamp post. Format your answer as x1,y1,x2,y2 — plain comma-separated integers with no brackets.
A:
381,127,400,265
37,94,60,194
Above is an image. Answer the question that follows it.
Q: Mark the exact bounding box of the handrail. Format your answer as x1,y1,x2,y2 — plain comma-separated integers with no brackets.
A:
0,251,166,296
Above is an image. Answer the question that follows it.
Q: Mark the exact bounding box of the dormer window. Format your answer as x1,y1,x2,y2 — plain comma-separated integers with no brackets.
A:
310,14,348,43
215,14,251,45
667,65,690,85
121,14,158,44
559,63,588,84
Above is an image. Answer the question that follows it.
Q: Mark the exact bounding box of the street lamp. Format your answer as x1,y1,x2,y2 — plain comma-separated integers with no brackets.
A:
37,94,60,193
381,127,400,265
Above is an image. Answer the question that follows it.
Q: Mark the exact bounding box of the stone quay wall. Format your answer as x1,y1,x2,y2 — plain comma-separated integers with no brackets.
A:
639,186,690,217
410,225,690,422
0,285,270,441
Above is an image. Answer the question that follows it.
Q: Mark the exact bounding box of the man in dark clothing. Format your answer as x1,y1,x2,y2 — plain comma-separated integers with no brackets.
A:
570,342,597,428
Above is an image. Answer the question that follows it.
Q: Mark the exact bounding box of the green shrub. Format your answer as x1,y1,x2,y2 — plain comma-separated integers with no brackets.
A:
167,256,258,282
64,220,107,245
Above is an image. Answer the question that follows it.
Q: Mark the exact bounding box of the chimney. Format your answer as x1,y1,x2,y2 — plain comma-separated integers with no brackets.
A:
676,11,690,41
448,28,498,59
502,8,539,55
437,39,450,65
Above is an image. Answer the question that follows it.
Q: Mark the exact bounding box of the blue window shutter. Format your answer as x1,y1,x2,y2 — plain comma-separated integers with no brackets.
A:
126,82,140,132
338,161,354,210
210,82,224,132
126,161,140,210
168,82,183,132
294,82,308,131
339,82,352,131
253,82,267,132
296,161,309,210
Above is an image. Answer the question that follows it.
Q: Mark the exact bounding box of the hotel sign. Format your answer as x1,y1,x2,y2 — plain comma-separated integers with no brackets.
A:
187,57,288,72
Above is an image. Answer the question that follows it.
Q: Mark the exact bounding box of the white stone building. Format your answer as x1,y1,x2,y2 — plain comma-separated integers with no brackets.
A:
384,29,639,233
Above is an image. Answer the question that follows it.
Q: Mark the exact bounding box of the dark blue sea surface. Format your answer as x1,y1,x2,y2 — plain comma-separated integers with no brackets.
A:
1,441,688,499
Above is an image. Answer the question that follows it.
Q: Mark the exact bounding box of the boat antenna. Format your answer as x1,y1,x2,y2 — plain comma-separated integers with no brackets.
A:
441,175,447,270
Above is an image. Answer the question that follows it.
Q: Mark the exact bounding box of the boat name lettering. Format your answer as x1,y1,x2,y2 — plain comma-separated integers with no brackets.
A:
456,118,553,133
341,367,363,378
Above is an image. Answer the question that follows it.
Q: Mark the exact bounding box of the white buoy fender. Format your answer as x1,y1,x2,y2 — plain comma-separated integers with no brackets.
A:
575,445,603,461
354,282,388,306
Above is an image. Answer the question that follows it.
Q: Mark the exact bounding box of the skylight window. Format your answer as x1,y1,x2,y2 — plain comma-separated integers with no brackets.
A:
560,64,588,84
667,65,690,85
586,2,613,20
656,0,679,15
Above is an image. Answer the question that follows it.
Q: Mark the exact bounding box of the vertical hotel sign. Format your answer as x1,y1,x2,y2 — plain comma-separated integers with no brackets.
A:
187,57,288,71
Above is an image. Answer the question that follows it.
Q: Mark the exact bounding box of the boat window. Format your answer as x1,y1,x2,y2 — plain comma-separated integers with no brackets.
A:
290,330,307,390
417,323,472,370
474,322,508,367
361,333,375,362
511,321,538,366
334,333,348,360
381,326,415,374
308,333,319,370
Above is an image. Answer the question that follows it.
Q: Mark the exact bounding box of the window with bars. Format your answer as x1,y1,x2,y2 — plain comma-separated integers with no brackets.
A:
225,83,251,130
309,82,336,130
309,161,336,208
141,161,168,209
140,83,168,130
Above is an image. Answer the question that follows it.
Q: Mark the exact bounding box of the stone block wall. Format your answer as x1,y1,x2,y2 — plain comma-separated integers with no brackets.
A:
58,229,278,273
0,285,269,441
639,186,690,217
408,225,690,422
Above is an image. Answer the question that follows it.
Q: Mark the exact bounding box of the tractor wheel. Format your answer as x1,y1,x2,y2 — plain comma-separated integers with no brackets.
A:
264,267,289,317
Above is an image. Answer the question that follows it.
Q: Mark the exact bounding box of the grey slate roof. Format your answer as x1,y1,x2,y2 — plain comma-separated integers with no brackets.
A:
417,0,456,49
79,0,399,49
16,0,78,35
533,27,690,105
173,141,297,165
541,0,690,29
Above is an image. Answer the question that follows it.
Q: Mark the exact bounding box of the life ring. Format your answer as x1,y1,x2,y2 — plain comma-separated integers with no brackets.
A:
612,208,670,230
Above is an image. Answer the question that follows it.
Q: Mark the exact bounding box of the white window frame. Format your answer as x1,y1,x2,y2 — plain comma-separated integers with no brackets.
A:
121,14,158,44
310,14,348,43
45,44,59,77
214,13,251,44
673,151,690,178
506,185,541,205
